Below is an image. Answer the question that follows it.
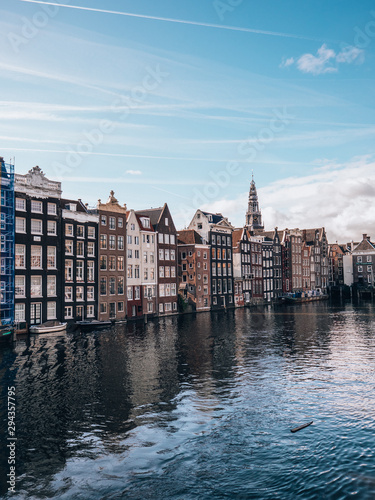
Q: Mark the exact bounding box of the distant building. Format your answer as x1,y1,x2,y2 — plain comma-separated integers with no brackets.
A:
232,227,252,307
0,157,14,326
303,228,329,292
189,210,234,309
328,243,345,286
177,229,211,312
61,199,99,324
126,210,157,319
249,234,263,302
245,174,264,233
351,234,375,286
93,191,127,322
14,166,62,326
136,204,178,316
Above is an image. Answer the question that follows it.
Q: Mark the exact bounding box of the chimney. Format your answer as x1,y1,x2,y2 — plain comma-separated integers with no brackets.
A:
363,233,367,241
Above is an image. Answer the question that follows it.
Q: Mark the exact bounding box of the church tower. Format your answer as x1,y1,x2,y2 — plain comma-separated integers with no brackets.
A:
245,173,264,232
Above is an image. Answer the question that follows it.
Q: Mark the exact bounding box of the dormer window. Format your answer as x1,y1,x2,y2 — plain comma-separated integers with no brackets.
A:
208,215,213,222
65,203,77,212
141,217,150,228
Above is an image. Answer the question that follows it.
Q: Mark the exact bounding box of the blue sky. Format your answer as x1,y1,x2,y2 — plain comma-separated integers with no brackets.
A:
1,0,375,241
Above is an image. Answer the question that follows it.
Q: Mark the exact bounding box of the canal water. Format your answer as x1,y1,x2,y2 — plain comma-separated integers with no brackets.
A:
1,302,375,499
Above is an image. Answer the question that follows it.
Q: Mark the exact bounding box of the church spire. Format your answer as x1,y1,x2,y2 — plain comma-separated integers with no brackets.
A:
245,174,264,232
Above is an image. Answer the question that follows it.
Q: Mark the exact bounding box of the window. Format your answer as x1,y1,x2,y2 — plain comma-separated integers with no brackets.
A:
147,302,153,313
16,245,25,268
127,287,133,300
16,217,26,233
87,286,94,301
109,256,116,271
16,198,26,211
159,284,165,297
134,236,139,245
150,252,154,263
171,283,176,296
87,261,95,281
47,202,57,215
65,306,73,319
134,286,140,299
165,266,170,278
127,235,132,244
118,277,124,295
134,265,140,278
144,251,148,263
118,236,124,250
159,266,164,278
87,305,95,317
159,303,164,313
77,225,84,238
15,276,25,298
100,303,107,314
31,200,43,213
173,302,177,311
76,306,83,319
46,302,56,320
127,265,133,279
76,241,84,257
88,226,95,238
118,256,124,271
164,234,170,244
101,215,107,225
165,249,170,260
30,276,42,297
367,266,372,273
87,242,95,256
128,249,133,259
357,256,362,263
65,260,73,281
65,286,73,301
109,217,116,229
144,268,148,280
47,220,57,236
100,255,107,270
15,303,25,322
65,224,73,236
170,250,175,260
165,303,172,311
100,278,107,295
118,217,123,228
76,261,84,281
367,256,372,262
47,247,56,269
159,233,163,244
165,218,169,225
76,286,84,301
170,235,175,245
31,246,42,269
171,266,176,277
109,235,116,250
118,301,124,312
159,249,164,260
100,234,107,249
358,266,363,272
31,219,42,235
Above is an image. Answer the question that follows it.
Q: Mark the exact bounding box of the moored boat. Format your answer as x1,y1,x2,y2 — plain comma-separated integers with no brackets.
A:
76,320,112,331
29,321,67,334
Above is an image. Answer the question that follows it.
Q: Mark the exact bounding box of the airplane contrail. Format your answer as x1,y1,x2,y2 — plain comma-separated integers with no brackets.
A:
19,0,329,42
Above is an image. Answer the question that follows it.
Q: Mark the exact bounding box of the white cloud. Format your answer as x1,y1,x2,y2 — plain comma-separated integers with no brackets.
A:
279,57,295,68
126,170,142,175
297,44,337,75
281,44,364,75
197,156,375,243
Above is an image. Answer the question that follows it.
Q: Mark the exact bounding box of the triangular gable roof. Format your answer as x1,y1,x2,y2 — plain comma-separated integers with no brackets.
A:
177,229,203,245
353,239,375,252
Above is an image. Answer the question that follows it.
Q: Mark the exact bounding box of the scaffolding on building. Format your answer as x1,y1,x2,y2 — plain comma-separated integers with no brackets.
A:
0,157,15,325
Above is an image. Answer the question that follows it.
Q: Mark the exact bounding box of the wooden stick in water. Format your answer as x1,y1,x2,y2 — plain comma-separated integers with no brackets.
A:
290,421,313,433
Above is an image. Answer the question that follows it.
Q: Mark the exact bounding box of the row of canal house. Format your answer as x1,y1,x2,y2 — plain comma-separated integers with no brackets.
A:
8,164,336,328
13,166,179,327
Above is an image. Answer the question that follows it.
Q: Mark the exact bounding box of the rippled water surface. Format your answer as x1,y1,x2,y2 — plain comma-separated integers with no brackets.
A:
1,302,375,499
